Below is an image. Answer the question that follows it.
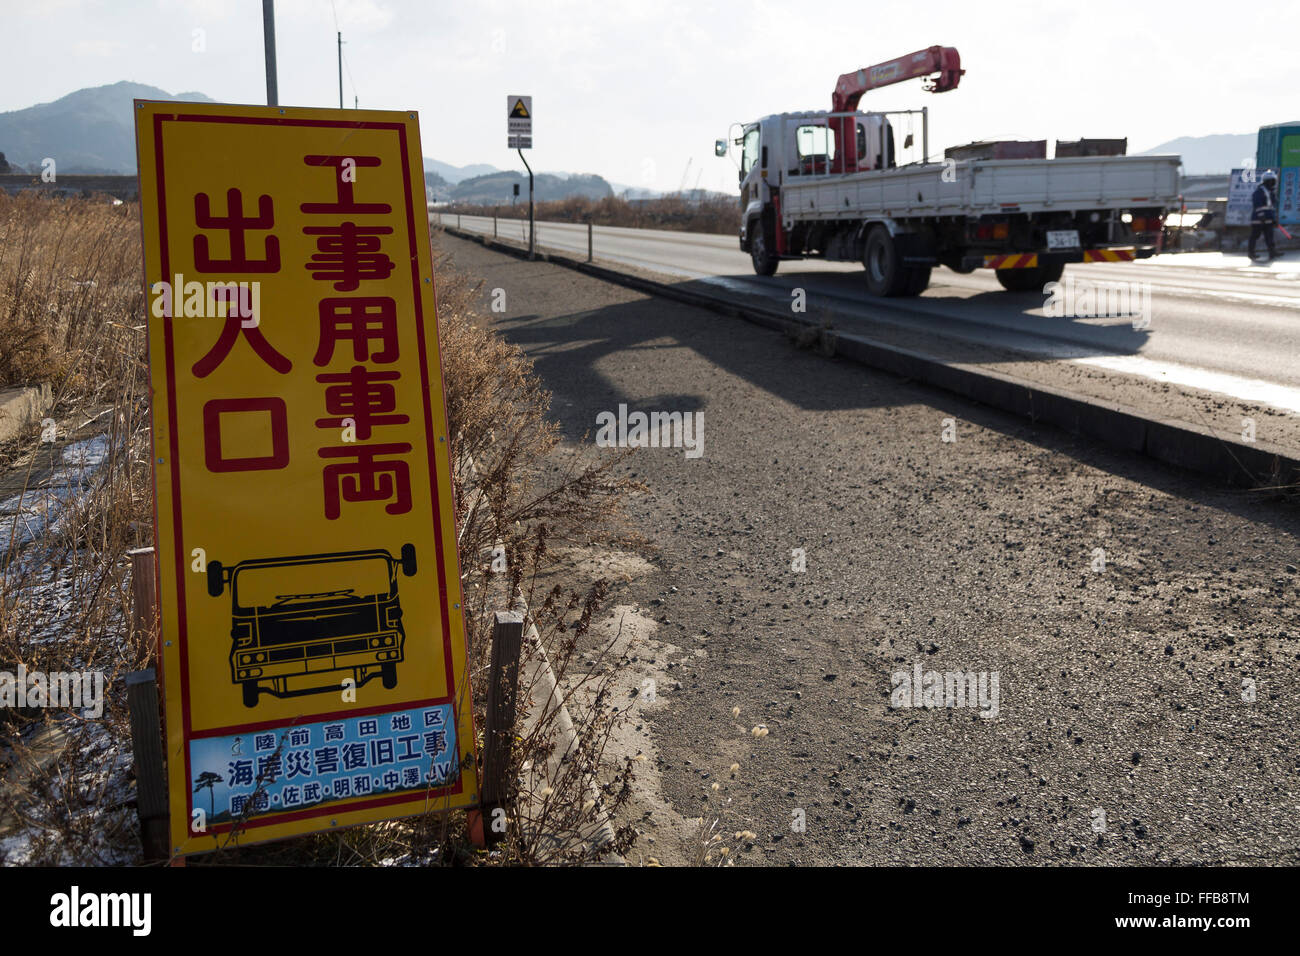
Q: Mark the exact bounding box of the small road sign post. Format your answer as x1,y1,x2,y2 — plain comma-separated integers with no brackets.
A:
508,96,534,259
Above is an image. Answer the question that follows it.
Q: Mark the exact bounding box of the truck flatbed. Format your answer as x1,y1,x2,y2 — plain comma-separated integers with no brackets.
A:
780,155,1182,227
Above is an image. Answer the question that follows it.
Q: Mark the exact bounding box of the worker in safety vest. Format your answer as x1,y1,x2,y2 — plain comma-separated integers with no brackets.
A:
1249,171,1278,261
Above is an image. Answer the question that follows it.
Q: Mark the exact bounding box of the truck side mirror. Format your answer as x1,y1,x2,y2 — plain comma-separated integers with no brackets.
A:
715,139,727,157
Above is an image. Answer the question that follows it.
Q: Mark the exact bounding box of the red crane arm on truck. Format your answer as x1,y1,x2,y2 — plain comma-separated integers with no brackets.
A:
829,46,963,173
831,46,963,113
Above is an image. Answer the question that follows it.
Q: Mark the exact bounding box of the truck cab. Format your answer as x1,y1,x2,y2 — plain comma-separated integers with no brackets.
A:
739,111,897,275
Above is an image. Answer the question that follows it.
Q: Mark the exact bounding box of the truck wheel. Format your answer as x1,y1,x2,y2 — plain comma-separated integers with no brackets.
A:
381,663,398,689
863,225,909,297
995,262,1064,292
400,543,417,577
750,223,779,276
242,681,259,708
903,266,932,296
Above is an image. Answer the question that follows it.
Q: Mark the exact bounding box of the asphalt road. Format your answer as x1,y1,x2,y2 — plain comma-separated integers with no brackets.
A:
439,231,1300,866
439,213,1300,451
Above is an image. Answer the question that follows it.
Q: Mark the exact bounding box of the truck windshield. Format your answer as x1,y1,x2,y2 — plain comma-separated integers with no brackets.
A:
741,127,760,176
233,557,391,610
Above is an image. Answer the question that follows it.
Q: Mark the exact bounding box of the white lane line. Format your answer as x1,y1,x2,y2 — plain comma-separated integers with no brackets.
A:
1069,354,1300,415
703,274,1300,414
934,268,1300,308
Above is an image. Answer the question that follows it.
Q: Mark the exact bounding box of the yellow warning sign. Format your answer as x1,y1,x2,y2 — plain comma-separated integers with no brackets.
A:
133,100,477,856
507,94,532,149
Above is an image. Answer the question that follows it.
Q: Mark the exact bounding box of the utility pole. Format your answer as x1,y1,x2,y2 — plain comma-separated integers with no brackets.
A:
262,0,278,107
337,32,344,109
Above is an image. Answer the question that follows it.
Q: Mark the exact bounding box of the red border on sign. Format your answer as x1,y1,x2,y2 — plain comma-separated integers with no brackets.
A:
152,112,466,836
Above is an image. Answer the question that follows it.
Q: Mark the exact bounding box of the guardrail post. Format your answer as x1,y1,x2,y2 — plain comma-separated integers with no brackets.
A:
457,213,461,230
127,669,169,861
480,610,524,846
588,221,593,263
494,215,498,238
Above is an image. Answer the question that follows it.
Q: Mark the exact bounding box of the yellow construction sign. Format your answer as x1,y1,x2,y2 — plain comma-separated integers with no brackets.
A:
133,100,477,856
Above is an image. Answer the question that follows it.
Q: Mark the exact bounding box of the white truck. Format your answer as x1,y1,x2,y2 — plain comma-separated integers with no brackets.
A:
732,47,1182,295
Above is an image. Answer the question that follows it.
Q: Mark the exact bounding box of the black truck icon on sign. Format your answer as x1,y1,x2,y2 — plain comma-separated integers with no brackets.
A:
206,545,418,708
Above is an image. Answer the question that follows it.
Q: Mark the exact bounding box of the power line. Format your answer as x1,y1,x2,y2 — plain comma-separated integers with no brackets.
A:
341,47,359,106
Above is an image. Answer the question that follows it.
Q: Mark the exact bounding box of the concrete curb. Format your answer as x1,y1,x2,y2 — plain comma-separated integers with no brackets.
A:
516,615,624,864
0,385,52,444
441,225,1300,491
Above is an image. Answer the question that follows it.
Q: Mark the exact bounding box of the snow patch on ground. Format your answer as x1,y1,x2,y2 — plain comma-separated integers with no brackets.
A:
0,719,139,866
0,435,111,558
1,431,138,866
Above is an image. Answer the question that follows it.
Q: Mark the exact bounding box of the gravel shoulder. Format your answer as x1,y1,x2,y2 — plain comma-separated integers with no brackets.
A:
438,231,1300,866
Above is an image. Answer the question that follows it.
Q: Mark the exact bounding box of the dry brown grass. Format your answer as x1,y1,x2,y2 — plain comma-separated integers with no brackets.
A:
447,193,741,236
0,192,153,683
0,193,152,864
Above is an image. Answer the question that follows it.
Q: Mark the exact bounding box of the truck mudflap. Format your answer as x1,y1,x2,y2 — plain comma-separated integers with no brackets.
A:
974,246,1142,270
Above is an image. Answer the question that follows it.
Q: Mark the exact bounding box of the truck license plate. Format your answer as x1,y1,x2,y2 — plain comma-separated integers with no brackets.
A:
1046,229,1080,250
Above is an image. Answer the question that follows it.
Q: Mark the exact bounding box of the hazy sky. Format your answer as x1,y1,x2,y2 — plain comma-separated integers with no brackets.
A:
4,0,1299,192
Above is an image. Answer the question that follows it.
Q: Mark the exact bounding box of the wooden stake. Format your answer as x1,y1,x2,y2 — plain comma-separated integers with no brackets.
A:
126,547,168,861
126,668,169,861
127,546,158,660
479,610,524,846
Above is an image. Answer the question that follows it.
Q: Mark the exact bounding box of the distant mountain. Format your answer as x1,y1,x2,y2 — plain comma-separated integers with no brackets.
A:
423,170,454,203
449,170,613,204
422,158,501,184
0,82,214,173
1137,133,1256,176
